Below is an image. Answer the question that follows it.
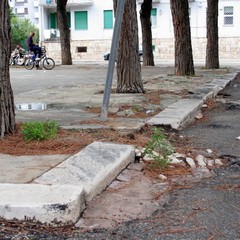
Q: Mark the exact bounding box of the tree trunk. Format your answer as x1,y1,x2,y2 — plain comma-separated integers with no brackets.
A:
0,1,15,138
56,0,72,65
114,0,145,93
205,0,219,69
170,0,195,76
140,0,154,66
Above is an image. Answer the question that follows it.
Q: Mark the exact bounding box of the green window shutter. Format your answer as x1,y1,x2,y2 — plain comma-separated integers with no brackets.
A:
75,11,88,30
50,12,56,29
67,12,71,28
151,8,157,16
104,10,113,29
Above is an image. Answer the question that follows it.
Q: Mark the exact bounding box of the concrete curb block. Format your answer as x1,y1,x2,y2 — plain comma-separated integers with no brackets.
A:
148,99,203,129
0,184,85,224
35,142,135,202
0,142,135,225
147,74,237,129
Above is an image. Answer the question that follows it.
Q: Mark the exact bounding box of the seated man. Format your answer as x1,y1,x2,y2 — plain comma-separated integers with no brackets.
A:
26,31,42,61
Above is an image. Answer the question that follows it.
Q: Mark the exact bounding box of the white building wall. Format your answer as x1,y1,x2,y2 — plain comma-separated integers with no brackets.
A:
38,0,240,61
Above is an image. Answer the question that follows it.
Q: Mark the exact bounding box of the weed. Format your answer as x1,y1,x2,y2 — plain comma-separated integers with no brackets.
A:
21,120,59,141
132,105,144,112
144,127,174,169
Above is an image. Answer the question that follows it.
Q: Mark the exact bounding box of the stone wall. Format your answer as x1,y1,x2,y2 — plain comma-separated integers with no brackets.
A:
43,37,240,62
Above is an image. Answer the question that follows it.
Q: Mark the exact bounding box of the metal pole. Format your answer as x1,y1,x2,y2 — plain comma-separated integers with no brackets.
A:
100,0,126,119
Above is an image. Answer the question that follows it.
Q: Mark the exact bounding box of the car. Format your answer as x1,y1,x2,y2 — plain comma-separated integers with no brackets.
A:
104,50,143,62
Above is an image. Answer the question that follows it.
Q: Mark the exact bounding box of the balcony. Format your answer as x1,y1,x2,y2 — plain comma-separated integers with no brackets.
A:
39,0,93,7
43,29,60,41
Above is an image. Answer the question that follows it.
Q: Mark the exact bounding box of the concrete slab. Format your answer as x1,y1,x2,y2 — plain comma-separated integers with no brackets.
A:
0,154,69,183
35,142,135,202
0,184,85,224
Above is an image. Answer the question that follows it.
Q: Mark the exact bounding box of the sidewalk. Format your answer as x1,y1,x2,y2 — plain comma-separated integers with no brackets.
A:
1,63,239,225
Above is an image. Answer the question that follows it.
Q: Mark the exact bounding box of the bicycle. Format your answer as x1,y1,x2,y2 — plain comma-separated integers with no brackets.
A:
24,46,55,70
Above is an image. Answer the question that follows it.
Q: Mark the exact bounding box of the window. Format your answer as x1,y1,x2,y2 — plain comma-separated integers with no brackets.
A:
16,7,28,14
104,10,113,29
224,6,233,25
75,11,88,30
151,8,157,28
49,12,71,29
76,47,87,53
50,12,57,29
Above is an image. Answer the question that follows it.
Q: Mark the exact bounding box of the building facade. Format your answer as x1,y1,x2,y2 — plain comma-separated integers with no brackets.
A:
9,0,39,26
36,0,240,61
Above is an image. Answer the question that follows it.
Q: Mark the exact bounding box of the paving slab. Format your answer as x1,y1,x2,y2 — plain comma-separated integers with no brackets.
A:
0,154,69,183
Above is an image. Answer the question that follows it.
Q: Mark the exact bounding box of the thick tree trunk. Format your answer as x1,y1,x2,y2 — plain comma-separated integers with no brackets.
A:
170,0,195,76
140,0,154,66
56,0,72,65
114,0,145,93
0,1,15,138
205,0,219,69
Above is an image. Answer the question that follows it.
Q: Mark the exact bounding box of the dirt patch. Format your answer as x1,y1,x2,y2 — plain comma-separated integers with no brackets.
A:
0,124,153,156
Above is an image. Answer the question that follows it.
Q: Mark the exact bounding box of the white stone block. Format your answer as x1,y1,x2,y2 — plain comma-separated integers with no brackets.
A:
0,184,84,225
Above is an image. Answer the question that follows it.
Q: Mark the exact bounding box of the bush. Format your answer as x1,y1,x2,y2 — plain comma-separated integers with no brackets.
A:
21,120,59,141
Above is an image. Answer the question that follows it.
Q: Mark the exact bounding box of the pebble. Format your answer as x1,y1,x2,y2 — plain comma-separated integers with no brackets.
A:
159,174,167,181
196,155,207,167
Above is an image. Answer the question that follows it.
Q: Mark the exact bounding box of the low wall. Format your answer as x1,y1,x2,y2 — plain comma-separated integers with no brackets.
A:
42,37,240,62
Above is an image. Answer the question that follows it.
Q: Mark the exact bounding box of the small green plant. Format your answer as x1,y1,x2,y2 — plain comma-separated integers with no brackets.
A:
21,120,59,141
144,127,174,169
132,105,143,112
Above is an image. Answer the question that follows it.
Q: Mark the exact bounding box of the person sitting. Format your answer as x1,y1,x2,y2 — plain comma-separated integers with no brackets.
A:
11,44,25,59
26,31,42,67
10,44,26,65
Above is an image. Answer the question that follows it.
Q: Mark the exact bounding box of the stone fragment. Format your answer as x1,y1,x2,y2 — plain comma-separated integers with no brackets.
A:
159,174,167,181
215,159,223,165
186,157,196,168
202,104,208,108
196,155,207,167
168,155,182,164
207,149,213,154
206,159,214,167
195,111,203,120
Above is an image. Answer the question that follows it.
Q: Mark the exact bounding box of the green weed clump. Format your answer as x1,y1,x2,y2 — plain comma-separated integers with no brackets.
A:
144,127,174,169
21,120,59,141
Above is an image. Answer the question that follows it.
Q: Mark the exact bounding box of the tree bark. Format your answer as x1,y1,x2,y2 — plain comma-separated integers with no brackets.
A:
56,0,72,65
114,0,145,93
170,0,195,76
140,0,154,66
205,0,219,69
0,1,15,138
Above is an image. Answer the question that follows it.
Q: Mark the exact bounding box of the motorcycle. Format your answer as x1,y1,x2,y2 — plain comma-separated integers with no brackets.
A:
9,52,26,66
